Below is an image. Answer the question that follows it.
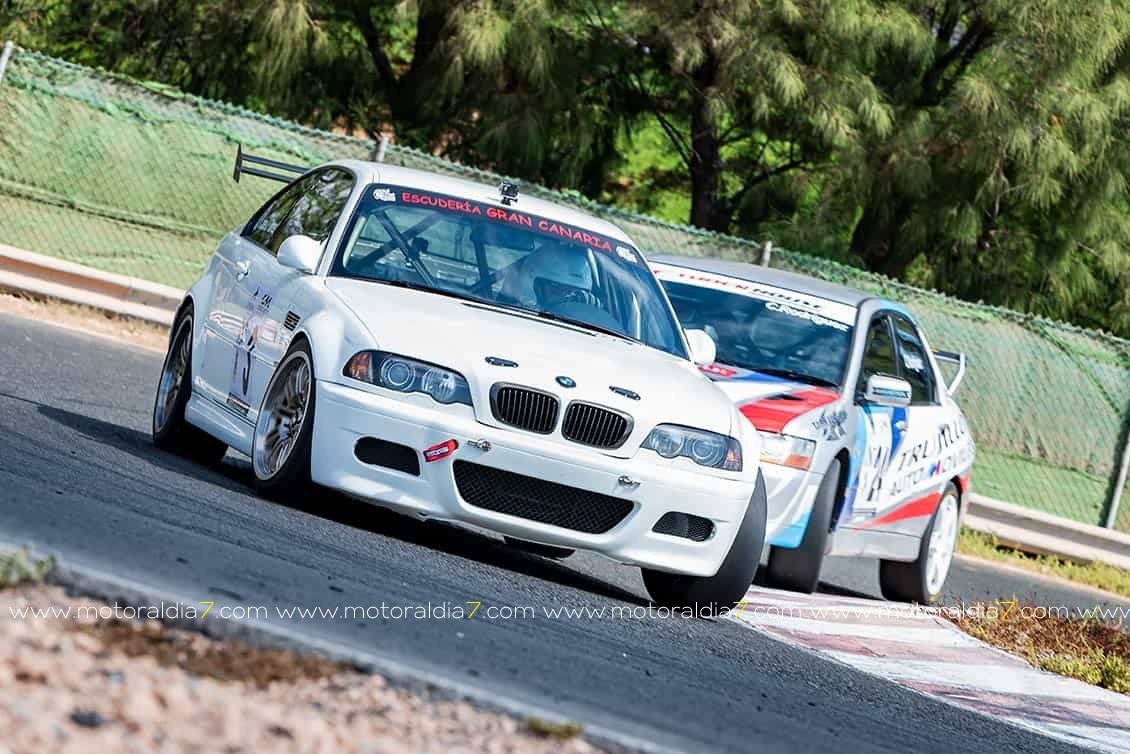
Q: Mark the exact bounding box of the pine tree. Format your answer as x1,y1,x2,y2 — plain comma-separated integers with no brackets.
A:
812,0,1130,332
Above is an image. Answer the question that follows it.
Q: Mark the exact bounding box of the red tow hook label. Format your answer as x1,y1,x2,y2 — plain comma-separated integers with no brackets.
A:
423,439,458,462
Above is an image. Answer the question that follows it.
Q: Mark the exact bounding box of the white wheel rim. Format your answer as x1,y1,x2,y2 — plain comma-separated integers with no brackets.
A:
925,492,959,597
154,320,190,432
253,353,311,480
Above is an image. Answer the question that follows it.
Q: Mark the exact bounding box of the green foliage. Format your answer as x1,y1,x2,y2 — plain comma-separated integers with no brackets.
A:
794,0,1130,336
1038,650,1129,694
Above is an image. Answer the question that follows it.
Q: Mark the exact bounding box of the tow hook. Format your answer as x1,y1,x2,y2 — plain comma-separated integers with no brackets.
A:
618,475,640,488
468,438,492,452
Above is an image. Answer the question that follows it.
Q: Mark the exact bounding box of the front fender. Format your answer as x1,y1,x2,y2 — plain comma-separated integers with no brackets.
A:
286,280,379,385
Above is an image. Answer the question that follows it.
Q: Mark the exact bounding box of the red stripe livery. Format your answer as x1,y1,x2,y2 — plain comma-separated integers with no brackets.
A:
859,491,942,530
739,387,839,433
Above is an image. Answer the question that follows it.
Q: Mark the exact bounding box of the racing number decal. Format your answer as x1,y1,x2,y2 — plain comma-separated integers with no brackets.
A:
227,285,275,415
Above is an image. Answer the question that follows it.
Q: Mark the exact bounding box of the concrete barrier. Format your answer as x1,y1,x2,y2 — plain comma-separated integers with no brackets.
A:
0,244,181,326
964,493,1130,570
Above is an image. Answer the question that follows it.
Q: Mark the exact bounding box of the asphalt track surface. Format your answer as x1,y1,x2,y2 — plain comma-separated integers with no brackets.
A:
1,312,1123,754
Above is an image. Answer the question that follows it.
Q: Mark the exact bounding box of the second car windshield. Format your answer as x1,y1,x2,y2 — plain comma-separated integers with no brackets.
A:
660,277,854,387
331,185,687,359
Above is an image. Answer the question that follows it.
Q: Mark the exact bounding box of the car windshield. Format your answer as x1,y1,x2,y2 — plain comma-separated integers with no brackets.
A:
331,184,688,358
658,273,855,387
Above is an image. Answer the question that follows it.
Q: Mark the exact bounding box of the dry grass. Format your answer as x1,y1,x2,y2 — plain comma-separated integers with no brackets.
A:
946,603,1129,694
957,528,1130,599
525,716,584,740
68,619,352,689
0,549,54,589
0,291,169,351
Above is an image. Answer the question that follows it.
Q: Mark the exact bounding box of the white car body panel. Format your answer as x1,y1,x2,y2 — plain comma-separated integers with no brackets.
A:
176,162,762,578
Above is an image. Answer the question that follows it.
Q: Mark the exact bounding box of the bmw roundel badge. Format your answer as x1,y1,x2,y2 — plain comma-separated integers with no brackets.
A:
556,376,576,388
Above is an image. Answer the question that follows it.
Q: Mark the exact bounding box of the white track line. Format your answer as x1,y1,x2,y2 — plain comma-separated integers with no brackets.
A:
823,653,1129,703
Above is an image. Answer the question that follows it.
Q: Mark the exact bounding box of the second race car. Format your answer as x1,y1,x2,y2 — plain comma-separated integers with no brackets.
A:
653,256,975,603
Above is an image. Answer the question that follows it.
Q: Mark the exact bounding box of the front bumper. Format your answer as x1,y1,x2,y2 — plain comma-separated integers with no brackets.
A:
311,380,757,577
762,463,824,549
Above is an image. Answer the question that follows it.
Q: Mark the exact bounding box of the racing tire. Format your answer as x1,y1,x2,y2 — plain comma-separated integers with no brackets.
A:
878,482,960,604
503,537,575,559
642,472,767,614
252,339,315,501
764,457,841,594
151,309,228,466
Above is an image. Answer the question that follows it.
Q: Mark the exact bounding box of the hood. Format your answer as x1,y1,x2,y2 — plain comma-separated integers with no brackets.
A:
701,362,843,440
326,279,737,454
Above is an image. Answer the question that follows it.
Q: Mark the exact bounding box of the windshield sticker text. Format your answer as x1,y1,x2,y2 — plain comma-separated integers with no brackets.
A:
812,407,848,440
393,188,620,254
650,264,856,325
765,301,850,331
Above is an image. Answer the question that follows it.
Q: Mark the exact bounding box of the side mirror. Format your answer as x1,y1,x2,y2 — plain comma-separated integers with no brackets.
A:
863,374,912,408
277,235,322,274
685,329,717,366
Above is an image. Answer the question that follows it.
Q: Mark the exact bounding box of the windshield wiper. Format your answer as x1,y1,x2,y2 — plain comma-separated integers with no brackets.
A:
459,296,638,342
749,367,839,389
367,277,485,305
529,309,639,343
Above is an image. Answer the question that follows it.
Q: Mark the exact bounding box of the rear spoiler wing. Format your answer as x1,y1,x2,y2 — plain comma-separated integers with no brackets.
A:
232,144,308,183
933,349,967,394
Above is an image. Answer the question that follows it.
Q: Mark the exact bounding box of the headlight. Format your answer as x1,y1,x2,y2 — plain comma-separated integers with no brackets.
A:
344,351,473,406
758,431,816,470
642,424,742,471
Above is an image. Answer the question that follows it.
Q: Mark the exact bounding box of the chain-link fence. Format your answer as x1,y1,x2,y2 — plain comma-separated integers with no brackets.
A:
2,46,1128,532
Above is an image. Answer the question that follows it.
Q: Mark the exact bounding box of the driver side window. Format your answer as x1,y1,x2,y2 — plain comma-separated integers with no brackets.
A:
244,181,305,254
277,168,354,244
892,314,937,405
857,314,898,396
244,169,353,254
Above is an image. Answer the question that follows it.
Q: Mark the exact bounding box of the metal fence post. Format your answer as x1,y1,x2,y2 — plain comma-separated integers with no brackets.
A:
0,41,14,87
374,134,390,163
759,241,773,266
1103,406,1130,528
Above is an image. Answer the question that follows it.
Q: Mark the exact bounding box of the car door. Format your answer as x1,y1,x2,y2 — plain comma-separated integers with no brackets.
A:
876,312,949,537
197,177,305,413
844,312,904,519
199,167,354,422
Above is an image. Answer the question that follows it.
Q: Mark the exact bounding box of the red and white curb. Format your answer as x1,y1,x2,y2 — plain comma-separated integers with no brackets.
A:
731,586,1130,753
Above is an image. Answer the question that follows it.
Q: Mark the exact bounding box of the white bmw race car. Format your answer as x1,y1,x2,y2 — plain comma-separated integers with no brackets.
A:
151,150,766,608
653,257,975,604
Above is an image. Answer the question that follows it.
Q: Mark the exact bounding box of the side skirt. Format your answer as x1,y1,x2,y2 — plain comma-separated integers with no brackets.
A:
826,526,920,561
185,392,254,456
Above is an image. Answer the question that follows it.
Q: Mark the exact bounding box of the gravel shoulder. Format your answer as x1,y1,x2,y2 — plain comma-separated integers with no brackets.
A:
2,584,600,754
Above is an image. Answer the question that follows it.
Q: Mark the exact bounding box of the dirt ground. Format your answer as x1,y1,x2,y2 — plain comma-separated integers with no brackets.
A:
1,585,601,754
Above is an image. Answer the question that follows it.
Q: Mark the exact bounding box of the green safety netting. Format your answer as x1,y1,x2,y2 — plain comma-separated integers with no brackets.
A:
1,47,1127,531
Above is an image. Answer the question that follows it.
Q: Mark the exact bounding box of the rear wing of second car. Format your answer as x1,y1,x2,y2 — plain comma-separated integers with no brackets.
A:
232,144,309,183
933,349,967,395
